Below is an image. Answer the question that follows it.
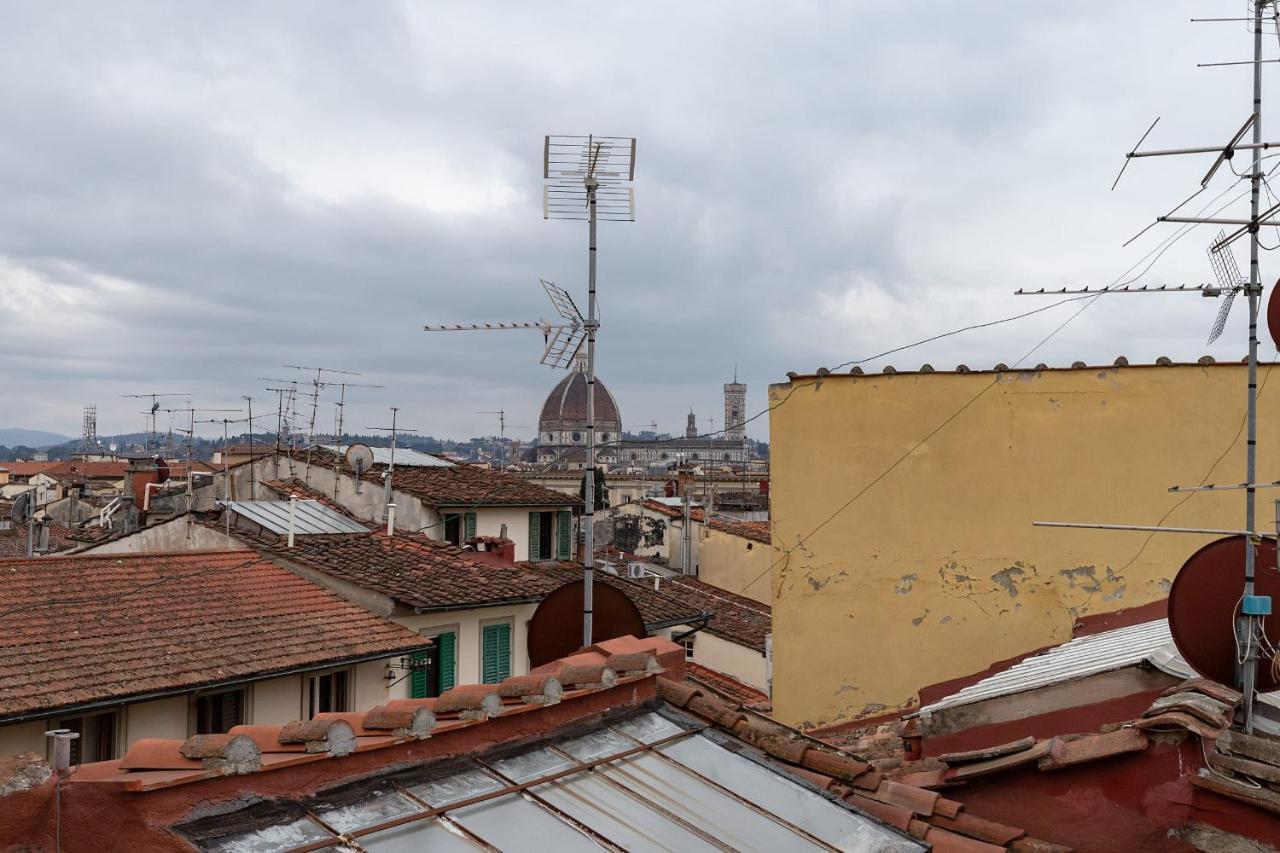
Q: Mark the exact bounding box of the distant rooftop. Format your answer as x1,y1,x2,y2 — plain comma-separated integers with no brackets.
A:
321,444,453,468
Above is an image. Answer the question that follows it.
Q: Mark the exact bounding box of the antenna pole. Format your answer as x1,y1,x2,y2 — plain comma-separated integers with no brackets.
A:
244,396,256,501
1239,0,1267,734
582,140,600,647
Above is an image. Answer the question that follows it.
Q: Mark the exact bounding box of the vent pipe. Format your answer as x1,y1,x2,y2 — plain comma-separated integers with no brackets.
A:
386,502,396,536
288,494,297,548
45,729,79,775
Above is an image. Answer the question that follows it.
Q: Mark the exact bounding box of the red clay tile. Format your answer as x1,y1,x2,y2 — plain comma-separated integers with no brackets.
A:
497,674,562,704
1161,677,1241,706
1010,838,1074,853
1038,729,1148,771
933,796,964,819
923,826,1007,853
929,812,1026,845
938,736,1036,765
800,748,871,782
227,725,304,754
1131,711,1226,739
895,768,952,789
845,792,915,830
867,780,940,816
945,740,1052,782
119,740,201,771
656,677,702,708
435,684,502,719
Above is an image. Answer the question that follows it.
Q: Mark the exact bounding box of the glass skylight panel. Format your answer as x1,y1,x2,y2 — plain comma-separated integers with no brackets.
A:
600,753,828,853
405,767,505,807
362,818,485,852
611,711,688,744
535,770,721,852
660,736,922,852
450,794,606,852
557,729,634,762
199,817,330,852
312,788,421,834
487,746,576,783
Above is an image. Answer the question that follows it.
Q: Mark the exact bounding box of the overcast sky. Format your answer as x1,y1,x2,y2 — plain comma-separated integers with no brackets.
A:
0,2,1274,443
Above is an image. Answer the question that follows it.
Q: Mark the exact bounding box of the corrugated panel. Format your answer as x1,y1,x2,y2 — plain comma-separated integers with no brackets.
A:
919,619,1173,714
323,445,453,468
222,500,369,535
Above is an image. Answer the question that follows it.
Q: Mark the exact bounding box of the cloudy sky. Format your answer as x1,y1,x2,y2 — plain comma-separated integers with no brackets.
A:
0,2,1274,443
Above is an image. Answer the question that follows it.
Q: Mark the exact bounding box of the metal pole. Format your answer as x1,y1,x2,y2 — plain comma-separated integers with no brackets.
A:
245,396,256,501
1239,0,1266,734
583,142,599,647
384,407,398,522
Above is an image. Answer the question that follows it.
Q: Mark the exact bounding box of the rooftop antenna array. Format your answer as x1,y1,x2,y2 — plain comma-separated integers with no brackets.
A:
1023,2,1280,733
367,407,418,525
284,365,361,485
328,380,386,499
420,134,636,645
76,404,103,456
477,410,530,471
123,392,189,453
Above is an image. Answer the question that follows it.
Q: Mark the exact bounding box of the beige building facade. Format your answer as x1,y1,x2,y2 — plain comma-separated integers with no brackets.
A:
769,361,1280,730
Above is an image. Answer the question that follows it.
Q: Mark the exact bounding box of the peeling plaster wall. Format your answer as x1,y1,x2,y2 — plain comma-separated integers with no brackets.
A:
698,527,772,605
769,364,1280,730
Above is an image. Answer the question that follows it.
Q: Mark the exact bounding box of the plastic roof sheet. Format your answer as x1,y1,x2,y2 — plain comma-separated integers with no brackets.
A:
191,711,923,853
222,500,370,536
918,618,1174,715
322,445,453,468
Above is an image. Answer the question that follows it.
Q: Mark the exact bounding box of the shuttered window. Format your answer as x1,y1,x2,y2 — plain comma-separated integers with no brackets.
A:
556,510,572,560
464,512,477,540
437,630,457,692
408,648,431,699
528,512,541,559
195,689,245,734
481,622,512,684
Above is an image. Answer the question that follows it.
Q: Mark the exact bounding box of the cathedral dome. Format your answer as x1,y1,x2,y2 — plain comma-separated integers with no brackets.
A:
539,370,622,428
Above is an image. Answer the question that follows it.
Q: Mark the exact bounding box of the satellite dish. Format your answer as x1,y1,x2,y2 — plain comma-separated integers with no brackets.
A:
527,579,647,668
11,491,33,526
1168,535,1280,691
1267,278,1280,351
345,443,375,475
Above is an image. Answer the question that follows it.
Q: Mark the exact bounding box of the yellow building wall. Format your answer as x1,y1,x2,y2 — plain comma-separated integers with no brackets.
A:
698,527,773,605
769,363,1280,730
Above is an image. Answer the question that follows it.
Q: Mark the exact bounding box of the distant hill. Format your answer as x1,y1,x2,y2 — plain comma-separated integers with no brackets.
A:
0,428,72,448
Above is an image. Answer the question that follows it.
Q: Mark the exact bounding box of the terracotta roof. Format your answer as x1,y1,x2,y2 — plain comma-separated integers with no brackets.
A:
653,575,771,652
0,551,429,720
522,560,710,631
639,498,771,543
539,369,622,426
303,446,580,508
255,531,565,611
0,462,59,478
43,461,128,480
686,661,772,710
0,523,77,557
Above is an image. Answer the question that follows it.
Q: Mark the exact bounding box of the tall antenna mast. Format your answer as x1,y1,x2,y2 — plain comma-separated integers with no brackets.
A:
1025,2,1278,732
367,408,418,524
123,392,190,453
284,364,361,485
544,133,637,646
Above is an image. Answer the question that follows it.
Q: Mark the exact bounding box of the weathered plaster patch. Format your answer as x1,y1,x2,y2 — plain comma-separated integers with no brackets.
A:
1103,585,1127,602
1159,578,1173,593
859,703,887,716
912,609,929,627
940,615,952,624
1059,564,1102,594
895,573,917,594
991,566,1026,597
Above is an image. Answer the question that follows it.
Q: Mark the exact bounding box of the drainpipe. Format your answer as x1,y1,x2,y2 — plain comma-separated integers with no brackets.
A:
386,502,396,536
288,493,297,548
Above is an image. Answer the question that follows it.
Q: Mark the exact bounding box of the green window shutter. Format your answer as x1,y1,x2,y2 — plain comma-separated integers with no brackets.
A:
528,511,541,560
481,623,512,683
464,512,477,540
437,631,456,692
557,510,572,560
409,649,429,699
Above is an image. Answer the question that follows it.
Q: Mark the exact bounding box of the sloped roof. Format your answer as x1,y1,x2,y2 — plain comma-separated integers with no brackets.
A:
0,550,428,720
0,522,77,557
652,575,771,652
639,499,771,544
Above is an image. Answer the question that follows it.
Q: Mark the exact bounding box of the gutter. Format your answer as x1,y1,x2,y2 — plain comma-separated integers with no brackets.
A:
0,644,430,727
670,612,713,643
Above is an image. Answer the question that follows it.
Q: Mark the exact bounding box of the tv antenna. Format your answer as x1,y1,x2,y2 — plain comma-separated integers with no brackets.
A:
367,407,418,523
329,380,386,498
1027,2,1280,733
477,410,530,471
123,392,190,452
424,279,589,368
543,133,637,647
284,365,361,484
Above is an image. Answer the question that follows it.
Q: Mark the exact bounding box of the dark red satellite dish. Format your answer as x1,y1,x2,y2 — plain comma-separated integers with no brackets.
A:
1168,535,1280,691
1268,279,1280,351
527,579,647,668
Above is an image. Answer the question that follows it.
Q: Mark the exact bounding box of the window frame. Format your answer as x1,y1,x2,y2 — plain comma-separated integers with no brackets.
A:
306,667,353,719
479,617,515,684
53,709,122,764
423,624,461,693
189,686,251,736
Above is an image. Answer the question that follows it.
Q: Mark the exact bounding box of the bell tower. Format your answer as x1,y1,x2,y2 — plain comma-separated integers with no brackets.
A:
724,369,747,442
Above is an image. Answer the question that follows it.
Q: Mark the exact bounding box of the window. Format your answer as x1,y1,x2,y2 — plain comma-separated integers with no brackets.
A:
571,431,582,443
629,452,638,461
442,512,477,545
529,511,566,560
600,433,610,443
308,670,351,718
481,621,512,683
682,638,696,661
194,689,246,734
723,453,732,461
412,629,457,697
54,711,118,764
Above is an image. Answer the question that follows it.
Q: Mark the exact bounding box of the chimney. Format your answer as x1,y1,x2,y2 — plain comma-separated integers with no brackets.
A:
45,729,80,776
386,502,397,536
501,539,515,564
126,456,159,508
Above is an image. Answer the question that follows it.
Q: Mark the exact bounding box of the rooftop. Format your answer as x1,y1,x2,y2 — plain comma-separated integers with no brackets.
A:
0,522,77,558
0,550,429,722
640,498,772,544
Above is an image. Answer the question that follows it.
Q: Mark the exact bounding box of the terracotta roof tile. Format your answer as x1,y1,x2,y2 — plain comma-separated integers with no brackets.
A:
0,523,77,557
0,551,429,718
644,575,771,651
1037,730,1148,770
639,499,771,543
